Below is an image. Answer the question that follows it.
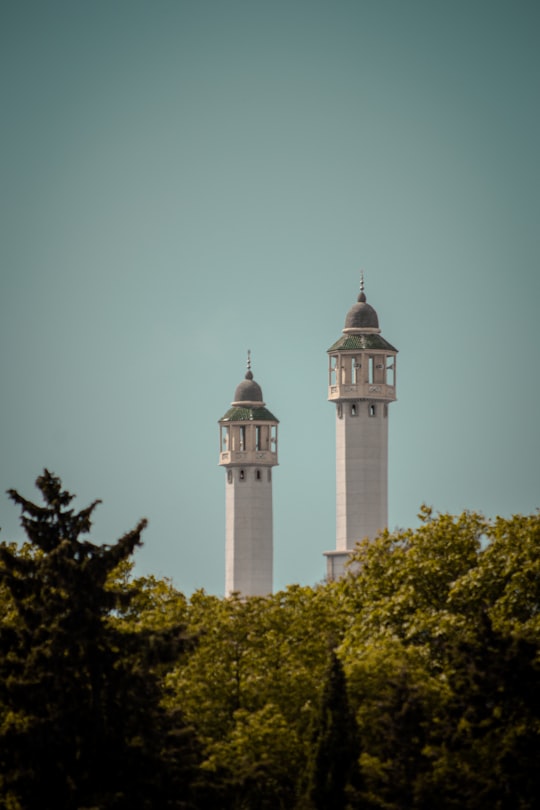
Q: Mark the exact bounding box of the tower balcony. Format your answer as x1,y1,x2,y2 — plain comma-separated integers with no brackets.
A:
328,382,397,402
219,449,278,466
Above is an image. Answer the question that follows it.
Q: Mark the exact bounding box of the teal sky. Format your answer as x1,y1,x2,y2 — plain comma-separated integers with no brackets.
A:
1,0,539,594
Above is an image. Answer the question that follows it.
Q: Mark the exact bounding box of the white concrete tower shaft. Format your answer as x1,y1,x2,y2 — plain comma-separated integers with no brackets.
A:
324,278,398,579
218,354,279,597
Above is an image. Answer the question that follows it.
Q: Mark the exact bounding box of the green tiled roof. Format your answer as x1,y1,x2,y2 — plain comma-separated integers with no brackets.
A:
219,406,279,423
327,333,398,353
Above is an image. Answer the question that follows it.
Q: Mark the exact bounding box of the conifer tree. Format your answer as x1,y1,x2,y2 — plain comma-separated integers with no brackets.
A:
306,651,361,810
0,470,198,810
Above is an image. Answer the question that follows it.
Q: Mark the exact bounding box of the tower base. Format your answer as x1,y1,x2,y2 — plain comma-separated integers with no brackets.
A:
323,549,353,581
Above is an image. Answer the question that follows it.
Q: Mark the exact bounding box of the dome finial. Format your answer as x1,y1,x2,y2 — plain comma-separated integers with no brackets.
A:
246,349,253,380
358,270,366,302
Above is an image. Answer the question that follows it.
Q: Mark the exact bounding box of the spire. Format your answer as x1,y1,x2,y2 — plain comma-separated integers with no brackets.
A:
358,270,366,303
246,349,253,380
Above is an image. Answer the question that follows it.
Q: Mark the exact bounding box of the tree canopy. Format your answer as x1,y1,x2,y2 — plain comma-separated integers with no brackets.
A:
0,471,198,810
1,473,539,808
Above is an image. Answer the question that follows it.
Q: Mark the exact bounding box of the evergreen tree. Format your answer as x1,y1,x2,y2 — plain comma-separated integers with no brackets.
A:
0,470,198,810
306,651,361,810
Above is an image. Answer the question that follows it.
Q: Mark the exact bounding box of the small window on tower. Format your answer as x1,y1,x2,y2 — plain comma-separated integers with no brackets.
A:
369,404,376,417
239,469,245,480
337,403,343,419
227,470,233,484
255,469,261,481
351,403,357,416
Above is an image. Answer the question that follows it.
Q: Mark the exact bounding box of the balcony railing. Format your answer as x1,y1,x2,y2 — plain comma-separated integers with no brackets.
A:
219,450,277,465
328,382,396,401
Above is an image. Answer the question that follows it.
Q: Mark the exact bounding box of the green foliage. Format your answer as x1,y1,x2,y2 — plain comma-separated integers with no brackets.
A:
0,471,198,810
305,651,360,810
162,507,540,808
2,478,539,808
450,513,540,640
338,507,540,808
202,703,302,810
341,507,486,647
165,584,344,807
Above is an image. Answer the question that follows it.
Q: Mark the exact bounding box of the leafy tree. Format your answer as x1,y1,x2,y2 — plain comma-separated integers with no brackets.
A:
0,470,198,810
351,650,446,810
166,584,344,808
338,508,540,808
6,487,532,810
448,512,540,641
341,507,487,651
419,614,540,809
202,703,302,810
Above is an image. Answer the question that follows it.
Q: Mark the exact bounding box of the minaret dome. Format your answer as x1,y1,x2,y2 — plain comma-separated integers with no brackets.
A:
344,291,380,330
232,354,264,405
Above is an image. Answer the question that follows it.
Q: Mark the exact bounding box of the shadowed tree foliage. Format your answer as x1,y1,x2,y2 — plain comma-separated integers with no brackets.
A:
421,614,540,809
164,585,344,809
341,508,540,809
305,650,361,810
2,480,539,809
0,470,199,810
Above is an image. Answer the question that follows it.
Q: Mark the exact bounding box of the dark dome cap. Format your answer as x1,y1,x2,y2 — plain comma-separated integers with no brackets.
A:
344,298,379,329
344,274,379,330
232,351,265,404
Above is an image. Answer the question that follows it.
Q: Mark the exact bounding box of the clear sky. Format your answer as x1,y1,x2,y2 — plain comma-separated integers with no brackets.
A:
1,0,538,595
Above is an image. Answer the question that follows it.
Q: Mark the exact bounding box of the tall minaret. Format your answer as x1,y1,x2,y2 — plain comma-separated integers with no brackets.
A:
218,353,279,596
324,276,398,579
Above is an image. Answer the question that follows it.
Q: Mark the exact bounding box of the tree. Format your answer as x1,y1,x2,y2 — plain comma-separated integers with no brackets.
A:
202,703,302,810
0,470,198,810
166,584,344,808
420,614,540,809
305,651,360,810
338,508,540,808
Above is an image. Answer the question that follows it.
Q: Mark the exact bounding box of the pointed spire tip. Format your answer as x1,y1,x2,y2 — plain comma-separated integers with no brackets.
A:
246,349,253,380
358,269,366,302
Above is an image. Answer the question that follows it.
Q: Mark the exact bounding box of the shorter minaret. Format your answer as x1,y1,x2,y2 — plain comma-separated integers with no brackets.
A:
218,353,279,596
324,276,398,579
